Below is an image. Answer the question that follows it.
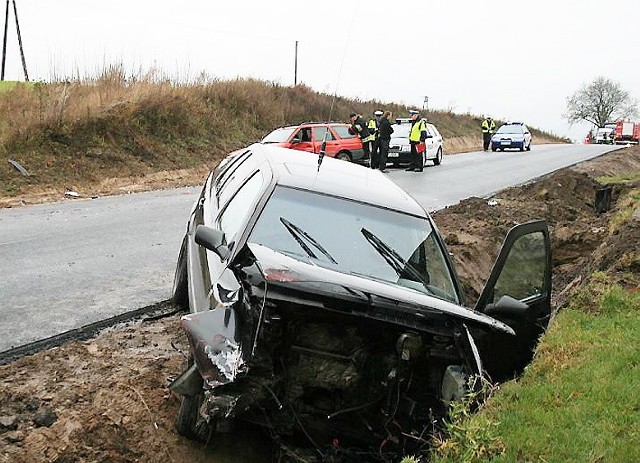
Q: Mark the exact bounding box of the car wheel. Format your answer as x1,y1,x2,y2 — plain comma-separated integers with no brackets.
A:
433,148,442,166
499,148,504,152
336,151,351,161
172,235,189,310
519,143,525,152
491,147,497,152
176,390,216,443
526,142,531,151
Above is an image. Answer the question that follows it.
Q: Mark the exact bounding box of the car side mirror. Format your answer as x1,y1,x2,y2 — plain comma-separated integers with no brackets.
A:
485,295,529,320
291,137,300,144
195,225,230,260
426,134,433,139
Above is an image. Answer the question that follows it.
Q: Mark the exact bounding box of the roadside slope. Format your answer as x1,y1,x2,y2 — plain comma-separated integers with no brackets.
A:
0,72,564,207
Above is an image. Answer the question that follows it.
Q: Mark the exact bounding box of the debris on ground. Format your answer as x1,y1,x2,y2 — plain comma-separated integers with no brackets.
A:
8,160,29,176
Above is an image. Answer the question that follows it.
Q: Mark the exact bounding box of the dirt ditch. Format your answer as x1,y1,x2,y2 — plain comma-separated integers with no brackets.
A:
1,147,638,463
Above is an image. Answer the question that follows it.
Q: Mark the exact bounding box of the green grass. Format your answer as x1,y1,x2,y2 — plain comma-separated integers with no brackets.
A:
0,80,31,92
431,281,640,463
597,172,640,185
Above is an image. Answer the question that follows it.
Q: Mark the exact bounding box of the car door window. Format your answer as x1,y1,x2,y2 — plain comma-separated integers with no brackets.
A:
218,171,264,244
313,126,335,142
293,128,312,143
216,152,259,209
492,231,546,302
214,150,251,198
333,125,357,139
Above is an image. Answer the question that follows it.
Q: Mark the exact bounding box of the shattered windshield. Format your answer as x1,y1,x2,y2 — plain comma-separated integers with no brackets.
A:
248,186,459,303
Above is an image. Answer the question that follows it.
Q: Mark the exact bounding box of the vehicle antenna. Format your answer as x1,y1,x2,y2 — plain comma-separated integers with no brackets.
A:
318,0,358,172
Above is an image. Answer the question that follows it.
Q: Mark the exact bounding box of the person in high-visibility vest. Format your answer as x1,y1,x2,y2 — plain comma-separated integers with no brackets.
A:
349,112,376,165
481,116,496,151
368,110,384,169
407,109,428,172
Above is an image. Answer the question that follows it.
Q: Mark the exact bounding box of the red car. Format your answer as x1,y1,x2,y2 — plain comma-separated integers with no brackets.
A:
261,122,365,162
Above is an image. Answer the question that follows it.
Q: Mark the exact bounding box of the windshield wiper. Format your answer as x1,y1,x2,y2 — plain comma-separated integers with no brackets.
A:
279,217,338,264
360,227,433,294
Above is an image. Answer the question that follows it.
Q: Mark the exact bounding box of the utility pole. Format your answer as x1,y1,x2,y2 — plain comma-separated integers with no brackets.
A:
294,40,298,86
1,0,28,81
1,0,9,80
12,0,28,81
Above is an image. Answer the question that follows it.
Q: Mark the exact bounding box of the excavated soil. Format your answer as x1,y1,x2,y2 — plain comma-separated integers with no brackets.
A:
1,147,639,463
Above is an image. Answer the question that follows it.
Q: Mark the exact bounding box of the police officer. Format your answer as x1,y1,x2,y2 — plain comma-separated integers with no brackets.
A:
368,110,383,168
349,112,375,165
377,111,394,173
481,116,496,151
407,109,428,172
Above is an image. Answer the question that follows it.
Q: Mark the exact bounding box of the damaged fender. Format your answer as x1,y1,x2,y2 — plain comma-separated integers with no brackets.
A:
176,308,246,390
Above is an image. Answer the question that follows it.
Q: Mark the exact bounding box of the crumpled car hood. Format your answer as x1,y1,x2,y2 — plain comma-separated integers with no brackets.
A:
248,243,514,335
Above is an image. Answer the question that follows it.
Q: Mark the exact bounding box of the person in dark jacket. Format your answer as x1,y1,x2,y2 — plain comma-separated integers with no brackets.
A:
349,112,374,164
377,111,394,172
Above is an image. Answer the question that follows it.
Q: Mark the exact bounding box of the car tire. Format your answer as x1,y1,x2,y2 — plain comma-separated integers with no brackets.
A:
433,148,442,165
176,390,216,444
526,142,531,151
172,235,189,310
519,144,525,152
491,147,497,152
336,151,351,161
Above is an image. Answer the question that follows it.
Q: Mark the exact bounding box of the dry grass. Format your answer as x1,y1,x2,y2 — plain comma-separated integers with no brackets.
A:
0,66,565,201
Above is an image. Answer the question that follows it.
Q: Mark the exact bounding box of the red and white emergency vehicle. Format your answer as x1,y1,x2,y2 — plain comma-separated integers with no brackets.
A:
613,121,640,145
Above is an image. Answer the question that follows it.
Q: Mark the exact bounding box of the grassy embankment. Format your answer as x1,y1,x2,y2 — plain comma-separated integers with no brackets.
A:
430,182,640,463
0,68,563,203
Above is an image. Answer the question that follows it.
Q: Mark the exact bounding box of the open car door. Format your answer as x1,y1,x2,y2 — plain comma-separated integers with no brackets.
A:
474,220,552,380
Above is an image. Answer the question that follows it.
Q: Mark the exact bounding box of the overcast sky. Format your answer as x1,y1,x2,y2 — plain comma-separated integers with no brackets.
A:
2,0,639,141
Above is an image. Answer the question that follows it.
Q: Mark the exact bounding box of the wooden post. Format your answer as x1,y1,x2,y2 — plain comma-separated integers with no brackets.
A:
12,0,28,81
1,0,9,81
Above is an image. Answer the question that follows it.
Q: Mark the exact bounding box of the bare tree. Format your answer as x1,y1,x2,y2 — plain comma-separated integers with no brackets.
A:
565,77,638,127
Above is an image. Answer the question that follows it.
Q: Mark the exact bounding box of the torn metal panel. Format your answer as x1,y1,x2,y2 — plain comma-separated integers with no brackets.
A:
181,308,246,388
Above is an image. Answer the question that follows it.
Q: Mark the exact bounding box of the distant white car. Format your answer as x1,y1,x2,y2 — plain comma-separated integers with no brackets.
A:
387,118,444,168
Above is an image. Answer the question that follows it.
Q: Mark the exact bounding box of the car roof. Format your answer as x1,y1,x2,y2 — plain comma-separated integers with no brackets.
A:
275,122,350,130
250,143,428,218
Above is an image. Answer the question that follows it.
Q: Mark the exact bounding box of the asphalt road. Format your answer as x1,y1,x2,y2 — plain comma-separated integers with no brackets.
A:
0,143,619,352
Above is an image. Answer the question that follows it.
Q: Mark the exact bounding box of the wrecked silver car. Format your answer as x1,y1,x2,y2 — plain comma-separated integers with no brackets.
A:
169,143,551,457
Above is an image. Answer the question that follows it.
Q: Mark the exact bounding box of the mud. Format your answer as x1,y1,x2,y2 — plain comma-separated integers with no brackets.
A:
1,146,638,463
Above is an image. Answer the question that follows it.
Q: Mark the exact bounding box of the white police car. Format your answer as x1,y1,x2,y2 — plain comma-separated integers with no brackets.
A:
388,118,444,168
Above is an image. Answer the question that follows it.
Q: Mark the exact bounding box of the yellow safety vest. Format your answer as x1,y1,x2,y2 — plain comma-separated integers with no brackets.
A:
409,119,427,142
363,119,377,143
481,119,496,133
